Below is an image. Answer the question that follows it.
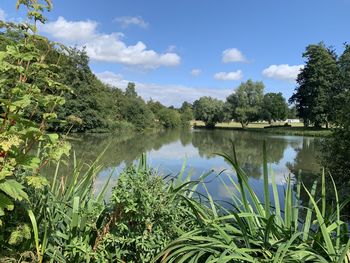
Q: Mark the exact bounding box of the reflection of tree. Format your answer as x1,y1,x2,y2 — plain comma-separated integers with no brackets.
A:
191,130,289,179
287,138,321,205
44,129,188,177
179,128,192,146
287,138,321,180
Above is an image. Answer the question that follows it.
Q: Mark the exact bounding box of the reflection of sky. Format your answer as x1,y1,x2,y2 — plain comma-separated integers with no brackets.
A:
93,131,318,206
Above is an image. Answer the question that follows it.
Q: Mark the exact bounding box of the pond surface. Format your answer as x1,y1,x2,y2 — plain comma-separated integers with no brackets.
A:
53,128,322,205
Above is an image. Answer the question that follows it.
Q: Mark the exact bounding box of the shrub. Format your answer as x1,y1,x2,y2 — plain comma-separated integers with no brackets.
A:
94,157,194,262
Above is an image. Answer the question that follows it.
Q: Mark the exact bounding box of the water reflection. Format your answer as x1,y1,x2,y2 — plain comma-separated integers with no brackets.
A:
47,129,321,203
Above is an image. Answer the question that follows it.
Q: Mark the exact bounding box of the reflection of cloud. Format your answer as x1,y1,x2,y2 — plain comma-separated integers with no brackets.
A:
217,183,240,199
148,141,198,159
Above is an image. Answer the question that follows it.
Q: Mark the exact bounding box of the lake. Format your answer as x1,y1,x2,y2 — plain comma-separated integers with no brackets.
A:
54,128,322,205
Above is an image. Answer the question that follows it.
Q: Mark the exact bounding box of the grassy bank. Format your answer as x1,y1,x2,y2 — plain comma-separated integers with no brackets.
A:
192,121,331,137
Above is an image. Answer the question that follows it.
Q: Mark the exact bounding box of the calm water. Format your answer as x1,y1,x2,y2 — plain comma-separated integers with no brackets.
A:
53,129,321,204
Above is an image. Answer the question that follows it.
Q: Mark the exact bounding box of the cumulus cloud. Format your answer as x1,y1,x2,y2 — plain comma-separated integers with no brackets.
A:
0,9,6,21
214,70,243,81
222,48,246,63
191,69,202,77
114,16,149,28
40,17,180,69
262,64,304,81
96,71,232,106
40,16,99,42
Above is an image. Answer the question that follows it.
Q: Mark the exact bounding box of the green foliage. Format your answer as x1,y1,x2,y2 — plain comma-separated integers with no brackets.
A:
158,108,181,128
120,96,155,131
0,0,70,226
225,79,264,128
289,43,341,127
95,161,194,262
180,101,194,124
125,82,138,98
320,44,350,197
193,96,224,128
53,48,115,132
156,145,350,263
147,99,166,117
287,106,298,119
261,92,288,123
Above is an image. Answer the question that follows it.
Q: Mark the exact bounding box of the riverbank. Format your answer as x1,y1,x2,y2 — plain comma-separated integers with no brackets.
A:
192,121,331,137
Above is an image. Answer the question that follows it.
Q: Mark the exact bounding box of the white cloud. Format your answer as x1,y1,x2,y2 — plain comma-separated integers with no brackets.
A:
0,9,6,21
191,69,202,76
95,71,124,86
222,48,246,63
40,17,180,69
41,16,98,42
214,70,243,81
96,71,232,106
114,16,149,28
262,64,304,81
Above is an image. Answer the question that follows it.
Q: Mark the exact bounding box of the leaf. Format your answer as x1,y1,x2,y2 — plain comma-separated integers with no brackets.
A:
26,176,49,190
0,192,14,216
0,179,29,201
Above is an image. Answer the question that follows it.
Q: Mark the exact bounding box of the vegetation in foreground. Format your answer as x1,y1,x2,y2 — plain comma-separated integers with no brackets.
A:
1,146,350,262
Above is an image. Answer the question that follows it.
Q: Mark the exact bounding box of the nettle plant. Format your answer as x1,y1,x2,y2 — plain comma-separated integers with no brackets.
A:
0,0,70,224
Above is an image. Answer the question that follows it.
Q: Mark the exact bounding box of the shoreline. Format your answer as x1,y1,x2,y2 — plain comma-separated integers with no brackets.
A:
192,122,331,137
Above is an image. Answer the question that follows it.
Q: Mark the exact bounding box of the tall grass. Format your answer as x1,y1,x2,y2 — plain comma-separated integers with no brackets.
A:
9,143,350,262
154,142,350,262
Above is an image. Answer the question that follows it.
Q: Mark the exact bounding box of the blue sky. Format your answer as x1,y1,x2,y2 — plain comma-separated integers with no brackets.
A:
1,0,349,106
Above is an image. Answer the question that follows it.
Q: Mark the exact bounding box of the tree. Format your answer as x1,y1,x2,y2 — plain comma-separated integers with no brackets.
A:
120,97,155,131
125,82,138,98
193,97,224,128
179,101,194,124
147,99,166,117
53,48,114,132
287,106,298,119
225,79,264,128
261,92,288,124
289,43,340,128
320,44,350,195
335,44,350,126
158,108,181,128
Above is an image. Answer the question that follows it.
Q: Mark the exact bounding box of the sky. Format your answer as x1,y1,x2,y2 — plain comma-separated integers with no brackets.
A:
1,0,350,106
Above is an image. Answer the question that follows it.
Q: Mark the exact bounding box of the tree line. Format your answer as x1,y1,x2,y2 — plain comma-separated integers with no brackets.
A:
0,38,192,133
191,80,294,128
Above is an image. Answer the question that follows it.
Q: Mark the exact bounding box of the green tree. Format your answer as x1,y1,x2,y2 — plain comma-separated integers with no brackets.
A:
225,79,264,128
125,82,137,98
321,44,350,195
289,43,340,128
120,97,155,131
179,101,194,124
147,99,166,118
53,48,115,132
261,92,288,124
158,108,181,128
287,106,298,119
193,97,224,128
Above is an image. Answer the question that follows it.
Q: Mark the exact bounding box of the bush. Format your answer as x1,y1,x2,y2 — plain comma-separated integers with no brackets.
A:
95,159,193,262
158,108,182,128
